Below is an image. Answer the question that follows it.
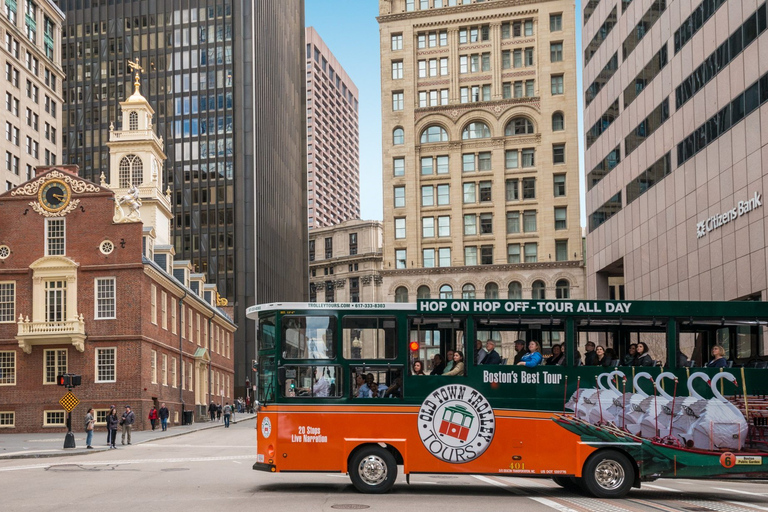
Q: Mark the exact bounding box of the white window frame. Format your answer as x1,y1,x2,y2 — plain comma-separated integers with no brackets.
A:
94,277,116,319
171,357,177,388
0,350,16,385
0,281,15,323
162,353,168,386
95,347,116,383
43,348,67,384
44,410,66,426
150,284,157,324
151,349,157,384
0,411,15,428
45,217,65,256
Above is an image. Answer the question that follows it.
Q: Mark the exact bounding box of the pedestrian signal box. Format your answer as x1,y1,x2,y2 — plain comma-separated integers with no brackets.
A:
56,374,82,387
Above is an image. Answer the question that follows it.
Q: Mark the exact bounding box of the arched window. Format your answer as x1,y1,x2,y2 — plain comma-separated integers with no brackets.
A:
556,279,570,299
417,285,431,299
420,125,448,143
552,112,564,131
129,111,139,130
462,283,475,299
118,154,143,187
508,281,522,299
462,121,491,139
532,280,546,299
395,286,409,303
393,127,404,145
505,117,535,135
439,284,453,299
485,282,499,299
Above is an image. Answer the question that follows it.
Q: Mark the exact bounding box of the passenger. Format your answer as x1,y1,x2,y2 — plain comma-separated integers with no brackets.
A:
584,341,597,366
431,354,446,375
355,374,372,398
706,345,727,368
412,360,426,375
518,341,543,367
312,368,330,397
545,344,565,365
384,375,403,398
575,350,583,366
632,342,654,366
444,350,456,373
444,351,465,376
366,373,380,398
475,340,488,364
605,348,618,367
512,340,527,365
676,348,689,367
622,344,637,365
481,340,502,365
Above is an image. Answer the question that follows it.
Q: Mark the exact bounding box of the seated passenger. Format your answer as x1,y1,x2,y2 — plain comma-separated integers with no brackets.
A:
517,341,542,367
384,374,402,398
412,360,426,375
475,340,488,365
706,345,727,368
444,350,455,373
545,344,565,365
622,344,637,365
513,340,527,365
595,345,612,367
481,340,502,365
584,341,597,366
355,374,372,398
366,373,380,398
431,354,446,375
312,368,330,397
604,348,618,367
443,351,465,376
632,342,654,367
676,348,689,367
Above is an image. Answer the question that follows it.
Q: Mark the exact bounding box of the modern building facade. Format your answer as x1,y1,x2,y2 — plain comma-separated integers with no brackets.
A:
57,0,308,397
378,0,584,302
583,0,768,305
306,27,360,230
309,219,383,303
1,0,64,190
0,81,235,432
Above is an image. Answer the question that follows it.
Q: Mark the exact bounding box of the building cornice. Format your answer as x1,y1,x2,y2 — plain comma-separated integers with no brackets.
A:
378,0,541,25
309,251,383,268
380,260,583,277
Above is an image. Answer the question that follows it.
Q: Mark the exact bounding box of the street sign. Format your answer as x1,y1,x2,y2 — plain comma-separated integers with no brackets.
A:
59,391,80,412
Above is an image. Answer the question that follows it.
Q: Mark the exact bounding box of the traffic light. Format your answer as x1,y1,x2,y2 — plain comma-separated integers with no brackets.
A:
57,374,71,387
409,341,419,352
245,379,250,388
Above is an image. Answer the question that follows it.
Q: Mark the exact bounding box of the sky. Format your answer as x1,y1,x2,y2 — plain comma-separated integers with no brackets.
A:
305,0,586,227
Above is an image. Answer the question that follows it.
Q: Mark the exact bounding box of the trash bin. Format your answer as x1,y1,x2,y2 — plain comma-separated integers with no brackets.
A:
182,410,194,426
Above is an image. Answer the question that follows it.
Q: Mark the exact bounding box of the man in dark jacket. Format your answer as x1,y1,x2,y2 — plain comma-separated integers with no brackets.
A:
208,402,217,422
584,342,597,366
431,354,446,375
513,340,526,365
158,403,170,431
481,340,502,365
121,405,135,445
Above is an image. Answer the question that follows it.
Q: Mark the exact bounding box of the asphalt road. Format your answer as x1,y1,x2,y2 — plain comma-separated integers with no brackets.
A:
0,421,766,512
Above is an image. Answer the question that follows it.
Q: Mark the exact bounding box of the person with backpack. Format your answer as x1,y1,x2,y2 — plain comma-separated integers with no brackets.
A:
223,403,232,428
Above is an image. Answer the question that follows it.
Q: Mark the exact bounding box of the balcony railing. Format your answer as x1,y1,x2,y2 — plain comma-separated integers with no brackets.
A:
16,314,86,354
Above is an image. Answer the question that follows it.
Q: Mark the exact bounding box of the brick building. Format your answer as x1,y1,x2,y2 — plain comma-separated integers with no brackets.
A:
0,74,235,433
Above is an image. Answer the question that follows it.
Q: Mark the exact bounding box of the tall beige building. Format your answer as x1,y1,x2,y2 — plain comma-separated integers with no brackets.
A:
1,0,63,190
309,219,384,303
306,27,360,229
583,0,768,303
378,0,584,302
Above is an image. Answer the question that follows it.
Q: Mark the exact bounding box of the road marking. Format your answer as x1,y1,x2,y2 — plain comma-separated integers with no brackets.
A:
714,487,768,497
643,484,681,492
472,475,582,512
0,449,65,457
232,461,242,464
529,497,582,512
0,454,254,472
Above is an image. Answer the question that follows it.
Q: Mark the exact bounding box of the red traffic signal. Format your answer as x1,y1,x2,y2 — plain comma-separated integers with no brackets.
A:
409,341,419,352
57,374,70,386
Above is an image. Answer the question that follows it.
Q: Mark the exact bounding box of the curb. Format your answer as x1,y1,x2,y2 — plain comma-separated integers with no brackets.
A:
0,415,256,461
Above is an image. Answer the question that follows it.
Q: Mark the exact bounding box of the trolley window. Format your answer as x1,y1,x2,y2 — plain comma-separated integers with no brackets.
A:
282,315,336,359
409,317,466,375
342,316,397,359
476,317,563,366
351,365,403,399
258,313,276,351
281,365,342,398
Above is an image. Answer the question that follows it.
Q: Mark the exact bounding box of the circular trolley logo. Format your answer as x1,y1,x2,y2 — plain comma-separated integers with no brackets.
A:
261,417,272,439
417,384,495,464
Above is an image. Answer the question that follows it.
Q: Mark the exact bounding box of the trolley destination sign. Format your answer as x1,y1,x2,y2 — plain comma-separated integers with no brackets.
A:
416,299,768,317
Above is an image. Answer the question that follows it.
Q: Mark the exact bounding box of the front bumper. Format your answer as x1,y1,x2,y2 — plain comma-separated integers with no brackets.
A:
253,462,276,472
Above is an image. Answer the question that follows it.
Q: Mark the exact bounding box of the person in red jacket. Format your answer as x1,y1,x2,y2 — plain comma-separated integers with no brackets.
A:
148,406,159,430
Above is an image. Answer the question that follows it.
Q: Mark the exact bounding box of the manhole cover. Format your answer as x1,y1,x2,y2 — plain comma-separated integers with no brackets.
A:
161,468,190,472
330,506,370,510
429,475,458,479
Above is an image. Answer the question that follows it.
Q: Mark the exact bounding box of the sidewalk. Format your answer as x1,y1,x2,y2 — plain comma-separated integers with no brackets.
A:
0,413,256,460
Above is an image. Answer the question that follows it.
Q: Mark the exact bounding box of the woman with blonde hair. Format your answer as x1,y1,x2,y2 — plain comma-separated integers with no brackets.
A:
517,341,542,367
706,345,727,368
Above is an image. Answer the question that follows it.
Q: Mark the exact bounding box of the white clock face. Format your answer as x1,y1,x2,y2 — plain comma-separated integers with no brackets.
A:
261,417,272,438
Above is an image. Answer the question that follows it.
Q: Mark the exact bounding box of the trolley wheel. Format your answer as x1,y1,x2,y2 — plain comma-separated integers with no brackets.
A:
552,476,584,493
348,445,398,494
581,450,635,499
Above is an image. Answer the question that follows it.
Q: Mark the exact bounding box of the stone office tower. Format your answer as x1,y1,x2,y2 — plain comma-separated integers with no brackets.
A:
58,0,307,395
378,0,584,302
306,27,360,229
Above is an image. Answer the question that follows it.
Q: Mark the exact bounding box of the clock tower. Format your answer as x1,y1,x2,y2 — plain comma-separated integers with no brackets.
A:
105,62,172,247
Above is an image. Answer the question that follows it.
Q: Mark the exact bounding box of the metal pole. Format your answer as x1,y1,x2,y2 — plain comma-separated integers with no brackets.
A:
63,385,75,449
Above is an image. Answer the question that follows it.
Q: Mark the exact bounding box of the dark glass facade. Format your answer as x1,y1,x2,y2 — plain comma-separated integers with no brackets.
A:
58,0,308,396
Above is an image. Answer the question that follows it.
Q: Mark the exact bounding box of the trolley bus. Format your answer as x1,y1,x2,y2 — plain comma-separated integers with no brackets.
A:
247,299,768,498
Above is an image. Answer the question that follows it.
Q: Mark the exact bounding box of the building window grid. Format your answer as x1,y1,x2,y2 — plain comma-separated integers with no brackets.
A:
0,351,15,385
44,348,66,384
0,282,14,322
95,347,116,382
95,278,115,319
45,218,65,255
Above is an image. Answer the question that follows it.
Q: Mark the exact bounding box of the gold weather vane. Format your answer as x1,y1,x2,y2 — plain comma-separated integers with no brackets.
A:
127,58,145,94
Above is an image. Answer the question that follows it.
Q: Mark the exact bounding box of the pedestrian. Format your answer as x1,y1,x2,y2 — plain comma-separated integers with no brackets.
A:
106,406,118,449
223,402,232,428
148,405,158,431
84,408,95,449
158,402,169,431
217,403,222,421
121,405,135,445
208,401,216,422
